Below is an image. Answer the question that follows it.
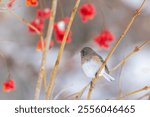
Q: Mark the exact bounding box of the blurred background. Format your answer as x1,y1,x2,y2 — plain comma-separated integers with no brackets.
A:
0,0,150,100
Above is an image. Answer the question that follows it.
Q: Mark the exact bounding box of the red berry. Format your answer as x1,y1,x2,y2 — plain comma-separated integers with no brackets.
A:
26,0,39,7
54,17,72,43
36,39,54,52
36,8,51,20
3,79,15,92
94,30,114,49
28,19,44,33
79,3,96,23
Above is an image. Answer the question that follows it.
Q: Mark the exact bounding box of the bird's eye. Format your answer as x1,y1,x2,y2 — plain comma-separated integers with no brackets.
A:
82,50,86,56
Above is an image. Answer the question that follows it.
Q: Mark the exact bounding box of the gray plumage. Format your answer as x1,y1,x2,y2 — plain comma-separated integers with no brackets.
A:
80,47,114,82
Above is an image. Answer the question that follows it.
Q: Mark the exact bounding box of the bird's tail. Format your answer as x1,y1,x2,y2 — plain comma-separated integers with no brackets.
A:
101,72,115,82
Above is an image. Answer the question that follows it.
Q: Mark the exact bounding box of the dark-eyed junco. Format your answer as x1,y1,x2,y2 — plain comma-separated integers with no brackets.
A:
80,47,115,82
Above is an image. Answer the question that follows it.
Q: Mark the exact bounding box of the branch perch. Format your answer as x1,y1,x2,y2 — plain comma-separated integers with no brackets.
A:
77,40,149,99
87,0,146,100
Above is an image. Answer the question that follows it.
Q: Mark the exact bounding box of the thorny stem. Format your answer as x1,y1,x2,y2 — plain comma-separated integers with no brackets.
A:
117,86,150,100
87,0,146,100
34,0,58,100
45,0,80,100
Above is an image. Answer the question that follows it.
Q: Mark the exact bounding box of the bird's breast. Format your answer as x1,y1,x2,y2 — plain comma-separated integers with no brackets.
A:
82,59,101,78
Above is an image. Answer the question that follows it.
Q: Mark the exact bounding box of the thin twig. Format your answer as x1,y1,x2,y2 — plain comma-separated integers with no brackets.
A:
77,40,149,99
117,62,125,98
75,84,89,100
110,40,150,72
8,9,47,92
137,92,150,100
64,84,89,100
87,0,146,100
118,86,150,100
8,9,43,38
34,0,58,100
9,9,45,51
45,0,80,100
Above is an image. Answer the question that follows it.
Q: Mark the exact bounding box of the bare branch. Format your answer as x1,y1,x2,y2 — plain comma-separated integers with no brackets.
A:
45,0,80,100
87,0,146,100
34,0,58,100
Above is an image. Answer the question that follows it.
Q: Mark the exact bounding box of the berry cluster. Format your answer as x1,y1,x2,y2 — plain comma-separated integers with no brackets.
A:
94,30,114,49
79,3,114,49
3,79,15,92
54,17,72,43
27,8,53,51
79,3,96,23
25,0,39,7
1,1,115,93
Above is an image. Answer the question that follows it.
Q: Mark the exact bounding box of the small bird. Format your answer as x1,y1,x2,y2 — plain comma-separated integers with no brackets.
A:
80,47,115,82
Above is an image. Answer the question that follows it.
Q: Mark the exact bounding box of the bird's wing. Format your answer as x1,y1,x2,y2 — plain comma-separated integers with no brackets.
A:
98,55,110,74
105,64,110,74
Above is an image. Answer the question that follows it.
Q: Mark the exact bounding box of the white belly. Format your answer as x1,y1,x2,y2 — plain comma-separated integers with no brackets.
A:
82,60,104,78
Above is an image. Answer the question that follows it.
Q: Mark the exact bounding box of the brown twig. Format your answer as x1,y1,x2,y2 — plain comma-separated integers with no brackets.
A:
34,0,58,100
111,41,150,97
118,86,150,100
45,0,80,100
8,9,45,52
8,9,43,38
8,9,47,92
77,40,149,99
115,42,148,98
75,83,90,100
87,0,146,100
137,92,150,100
110,40,150,72
64,84,89,100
